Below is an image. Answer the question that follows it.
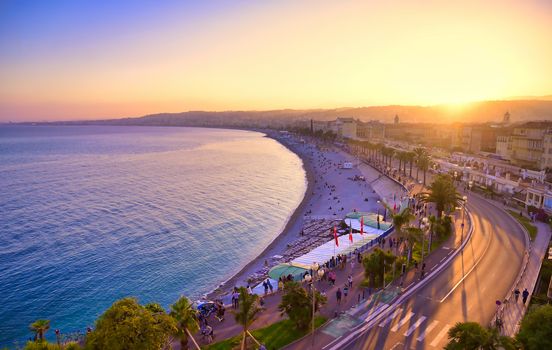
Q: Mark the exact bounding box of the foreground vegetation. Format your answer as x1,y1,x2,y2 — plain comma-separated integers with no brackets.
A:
444,306,552,350
203,317,326,350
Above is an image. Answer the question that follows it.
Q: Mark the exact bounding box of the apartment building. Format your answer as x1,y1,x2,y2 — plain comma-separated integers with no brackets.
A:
509,122,552,170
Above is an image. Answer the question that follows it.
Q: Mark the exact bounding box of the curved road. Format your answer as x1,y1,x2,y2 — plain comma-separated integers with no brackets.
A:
333,193,526,350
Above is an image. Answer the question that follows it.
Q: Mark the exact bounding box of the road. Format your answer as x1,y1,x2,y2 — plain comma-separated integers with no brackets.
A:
332,192,526,350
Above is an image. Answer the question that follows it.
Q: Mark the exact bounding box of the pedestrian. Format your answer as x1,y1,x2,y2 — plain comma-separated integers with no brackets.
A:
278,278,284,292
262,280,268,295
522,288,529,304
414,260,418,270
343,285,349,300
267,279,274,294
232,290,239,309
348,275,353,288
202,325,214,343
336,288,342,305
247,285,253,294
514,288,520,302
215,303,225,322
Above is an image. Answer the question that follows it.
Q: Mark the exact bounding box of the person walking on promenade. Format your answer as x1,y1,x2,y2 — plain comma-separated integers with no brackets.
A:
336,288,342,305
514,288,520,302
343,284,349,300
348,275,353,288
232,290,239,309
267,279,273,294
262,280,268,296
522,288,529,305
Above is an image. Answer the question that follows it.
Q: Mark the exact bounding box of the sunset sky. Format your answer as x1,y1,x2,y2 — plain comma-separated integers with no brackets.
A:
1,0,551,121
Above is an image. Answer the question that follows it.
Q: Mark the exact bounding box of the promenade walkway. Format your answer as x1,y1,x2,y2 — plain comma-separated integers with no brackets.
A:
499,221,551,336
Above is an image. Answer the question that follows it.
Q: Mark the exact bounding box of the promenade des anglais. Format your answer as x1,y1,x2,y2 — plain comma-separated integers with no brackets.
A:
1,1,552,350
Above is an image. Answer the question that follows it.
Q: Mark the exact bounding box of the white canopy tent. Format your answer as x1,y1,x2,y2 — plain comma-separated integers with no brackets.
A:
291,231,382,269
344,218,387,233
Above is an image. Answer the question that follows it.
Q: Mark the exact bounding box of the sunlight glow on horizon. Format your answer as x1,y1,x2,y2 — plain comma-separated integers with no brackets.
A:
1,0,551,121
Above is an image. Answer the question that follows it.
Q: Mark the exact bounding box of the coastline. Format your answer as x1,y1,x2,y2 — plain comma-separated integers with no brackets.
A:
205,130,316,299
205,128,408,300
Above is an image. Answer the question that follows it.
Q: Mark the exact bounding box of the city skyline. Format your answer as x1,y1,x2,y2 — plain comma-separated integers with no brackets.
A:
1,0,552,121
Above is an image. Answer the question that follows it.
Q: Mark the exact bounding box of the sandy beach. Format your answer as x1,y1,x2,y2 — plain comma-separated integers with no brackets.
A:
206,131,406,300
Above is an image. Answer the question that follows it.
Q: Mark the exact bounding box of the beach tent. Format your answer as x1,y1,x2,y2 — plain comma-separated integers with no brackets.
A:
344,212,392,231
290,232,382,269
268,264,308,281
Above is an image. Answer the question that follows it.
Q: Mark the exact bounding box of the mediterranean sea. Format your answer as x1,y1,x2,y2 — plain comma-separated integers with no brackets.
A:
0,125,306,346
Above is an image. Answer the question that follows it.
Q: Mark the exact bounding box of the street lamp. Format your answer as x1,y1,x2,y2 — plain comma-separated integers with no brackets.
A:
454,171,458,184
461,196,468,243
420,217,429,263
308,262,321,347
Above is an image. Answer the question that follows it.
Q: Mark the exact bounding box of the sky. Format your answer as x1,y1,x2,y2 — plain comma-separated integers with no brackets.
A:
1,0,551,121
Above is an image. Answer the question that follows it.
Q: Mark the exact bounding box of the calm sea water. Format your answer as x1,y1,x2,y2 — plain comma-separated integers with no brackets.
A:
0,125,306,346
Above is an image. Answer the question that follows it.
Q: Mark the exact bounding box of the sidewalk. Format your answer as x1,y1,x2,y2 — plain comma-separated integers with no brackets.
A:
499,221,551,336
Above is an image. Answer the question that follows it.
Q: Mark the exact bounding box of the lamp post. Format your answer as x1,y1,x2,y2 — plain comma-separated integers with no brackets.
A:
454,171,458,184
461,195,468,243
420,217,429,263
305,262,322,348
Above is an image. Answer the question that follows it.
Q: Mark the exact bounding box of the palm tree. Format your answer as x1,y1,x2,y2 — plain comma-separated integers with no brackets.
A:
404,227,423,265
419,174,462,217
362,248,397,288
234,287,261,350
413,147,427,182
405,151,415,178
29,319,50,342
170,296,200,350
376,143,385,165
418,154,431,186
389,207,415,241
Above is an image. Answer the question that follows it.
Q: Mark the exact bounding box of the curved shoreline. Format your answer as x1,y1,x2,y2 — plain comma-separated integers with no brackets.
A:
205,131,315,298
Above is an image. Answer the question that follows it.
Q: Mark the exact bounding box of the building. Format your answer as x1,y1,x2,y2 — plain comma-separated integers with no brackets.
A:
542,132,552,170
496,135,512,160
334,117,357,139
510,122,552,170
461,125,498,153
357,120,385,141
525,184,552,214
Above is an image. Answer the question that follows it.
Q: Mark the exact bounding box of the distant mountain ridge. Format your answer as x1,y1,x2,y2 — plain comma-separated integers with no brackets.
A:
17,99,552,126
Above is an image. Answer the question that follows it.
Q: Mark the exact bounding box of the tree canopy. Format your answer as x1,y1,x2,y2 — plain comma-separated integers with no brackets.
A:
445,322,517,350
420,174,462,217
516,304,552,350
362,248,397,288
29,319,50,342
85,297,176,350
278,281,327,331
170,296,199,350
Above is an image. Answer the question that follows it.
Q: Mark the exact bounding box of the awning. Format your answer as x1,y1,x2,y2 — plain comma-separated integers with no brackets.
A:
268,264,308,281
290,232,382,269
